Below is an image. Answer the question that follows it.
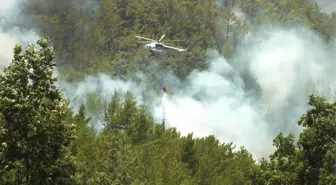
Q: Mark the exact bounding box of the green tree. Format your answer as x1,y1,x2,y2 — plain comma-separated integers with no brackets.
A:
249,95,336,185
318,145,336,185
71,105,101,184
298,95,336,184
0,37,76,184
103,90,154,145
251,133,304,185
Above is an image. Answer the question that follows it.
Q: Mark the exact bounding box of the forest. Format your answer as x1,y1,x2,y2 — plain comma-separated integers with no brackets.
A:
0,0,336,184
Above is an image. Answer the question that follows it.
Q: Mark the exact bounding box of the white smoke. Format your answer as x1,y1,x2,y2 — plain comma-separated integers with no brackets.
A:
56,73,148,130
0,0,39,69
0,33,17,68
156,26,336,158
159,59,271,157
57,25,335,158
313,0,336,13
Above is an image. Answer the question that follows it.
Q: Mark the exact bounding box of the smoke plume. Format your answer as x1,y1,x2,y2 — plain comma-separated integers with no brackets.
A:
56,73,149,130
0,0,38,69
162,26,336,158
313,0,336,13
57,25,336,158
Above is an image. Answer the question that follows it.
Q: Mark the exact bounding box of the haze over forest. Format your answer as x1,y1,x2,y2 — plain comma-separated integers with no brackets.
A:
0,0,335,184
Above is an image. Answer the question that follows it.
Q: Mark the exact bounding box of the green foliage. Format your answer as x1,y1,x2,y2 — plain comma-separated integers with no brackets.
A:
0,38,335,184
25,0,336,84
1,0,336,184
0,37,76,184
25,0,232,79
249,95,336,185
298,95,336,184
103,90,153,144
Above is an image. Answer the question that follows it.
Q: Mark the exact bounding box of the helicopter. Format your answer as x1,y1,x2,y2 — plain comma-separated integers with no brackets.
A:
136,34,188,53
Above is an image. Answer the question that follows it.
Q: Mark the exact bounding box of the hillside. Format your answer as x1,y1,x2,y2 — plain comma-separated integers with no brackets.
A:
25,0,336,79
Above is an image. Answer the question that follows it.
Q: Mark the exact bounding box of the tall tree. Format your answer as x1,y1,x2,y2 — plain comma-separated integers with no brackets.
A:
0,37,76,184
249,95,336,185
298,95,336,184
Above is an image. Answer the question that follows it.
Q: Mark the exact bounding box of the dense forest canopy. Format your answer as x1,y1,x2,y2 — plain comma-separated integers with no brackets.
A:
0,0,335,184
24,0,336,79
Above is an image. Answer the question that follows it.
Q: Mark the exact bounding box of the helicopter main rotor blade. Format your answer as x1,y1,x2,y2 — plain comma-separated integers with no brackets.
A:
164,39,185,42
137,41,151,43
136,35,156,42
158,34,165,42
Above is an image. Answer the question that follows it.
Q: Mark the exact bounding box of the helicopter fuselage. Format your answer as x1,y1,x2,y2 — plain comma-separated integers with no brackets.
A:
145,42,166,52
